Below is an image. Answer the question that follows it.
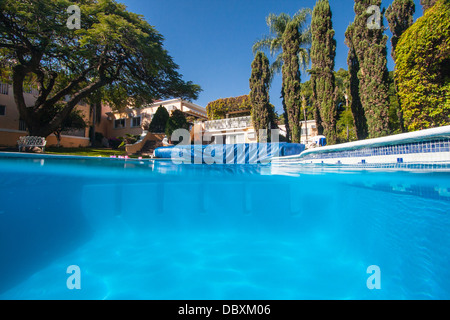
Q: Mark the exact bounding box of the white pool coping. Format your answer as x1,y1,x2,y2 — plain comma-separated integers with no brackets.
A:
272,125,450,165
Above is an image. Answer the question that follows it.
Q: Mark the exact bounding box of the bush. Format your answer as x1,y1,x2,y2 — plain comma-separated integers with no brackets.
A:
165,110,189,141
108,138,122,150
206,95,252,120
149,106,170,133
395,0,450,131
118,134,141,148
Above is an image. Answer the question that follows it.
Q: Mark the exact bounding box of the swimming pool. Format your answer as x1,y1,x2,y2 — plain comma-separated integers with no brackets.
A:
0,153,449,300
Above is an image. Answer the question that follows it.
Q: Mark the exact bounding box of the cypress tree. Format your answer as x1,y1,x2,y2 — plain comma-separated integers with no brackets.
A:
310,0,337,144
149,105,170,133
165,109,189,141
345,25,368,140
386,0,415,132
420,0,437,12
282,21,303,143
249,51,272,142
386,0,415,58
345,0,390,139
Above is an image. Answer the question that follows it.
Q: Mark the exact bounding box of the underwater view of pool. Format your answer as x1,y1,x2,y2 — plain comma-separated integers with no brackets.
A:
0,153,449,300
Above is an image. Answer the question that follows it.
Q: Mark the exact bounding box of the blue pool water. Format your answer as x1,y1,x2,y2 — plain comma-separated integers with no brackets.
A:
0,154,449,300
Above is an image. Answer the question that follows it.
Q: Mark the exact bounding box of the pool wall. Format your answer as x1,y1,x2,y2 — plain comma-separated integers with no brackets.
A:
273,126,450,166
1,149,450,299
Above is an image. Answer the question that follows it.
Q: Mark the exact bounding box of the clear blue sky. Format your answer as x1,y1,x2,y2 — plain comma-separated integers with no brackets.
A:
120,0,424,114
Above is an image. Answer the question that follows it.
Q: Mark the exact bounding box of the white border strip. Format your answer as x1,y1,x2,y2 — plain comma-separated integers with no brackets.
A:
275,125,450,161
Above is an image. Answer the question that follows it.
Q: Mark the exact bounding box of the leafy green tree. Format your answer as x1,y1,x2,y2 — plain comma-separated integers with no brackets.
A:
386,0,415,132
54,108,87,147
0,0,201,138
149,106,170,133
252,8,312,142
282,21,303,143
395,0,450,131
249,51,272,142
165,109,189,141
345,0,390,139
334,68,357,142
310,0,337,145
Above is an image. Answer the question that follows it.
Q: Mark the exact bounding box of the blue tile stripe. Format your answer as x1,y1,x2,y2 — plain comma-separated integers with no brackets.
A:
300,139,450,161
348,181,450,202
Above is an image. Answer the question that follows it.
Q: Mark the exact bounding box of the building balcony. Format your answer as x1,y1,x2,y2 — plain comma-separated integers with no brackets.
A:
203,116,252,131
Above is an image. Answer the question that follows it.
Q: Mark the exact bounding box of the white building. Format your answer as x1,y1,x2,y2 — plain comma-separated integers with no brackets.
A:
196,116,257,145
276,120,319,144
106,98,208,138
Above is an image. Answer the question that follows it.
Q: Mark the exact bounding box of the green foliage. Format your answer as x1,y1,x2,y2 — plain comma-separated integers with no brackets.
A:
45,147,126,157
149,106,170,133
108,137,122,150
386,0,416,133
345,28,368,140
310,0,337,145
387,71,402,134
61,109,87,132
206,95,252,120
395,0,450,131
48,107,87,147
420,0,438,12
386,0,416,59
336,108,358,143
299,80,316,121
118,134,141,148
0,0,201,138
345,0,390,139
282,21,302,143
334,68,350,109
249,51,272,142
253,8,311,142
252,9,312,77
334,68,358,142
165,109,189,140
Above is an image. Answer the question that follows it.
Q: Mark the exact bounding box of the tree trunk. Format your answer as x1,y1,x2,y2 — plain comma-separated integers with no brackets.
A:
15,76,106,138
281,84,291,142
55,131,62,147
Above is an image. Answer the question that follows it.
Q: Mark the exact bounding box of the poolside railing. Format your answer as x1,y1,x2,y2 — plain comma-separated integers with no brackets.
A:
203,116,252,131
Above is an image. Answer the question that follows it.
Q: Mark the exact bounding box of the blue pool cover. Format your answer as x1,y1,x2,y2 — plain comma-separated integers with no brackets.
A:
154,143,305,164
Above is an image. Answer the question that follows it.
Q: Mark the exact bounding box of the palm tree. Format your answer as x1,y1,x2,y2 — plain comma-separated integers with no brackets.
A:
252,8,312,141
252,9,312,81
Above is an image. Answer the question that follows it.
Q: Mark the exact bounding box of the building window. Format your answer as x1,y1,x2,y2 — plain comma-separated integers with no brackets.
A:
0,105,5,116
114,118,126,129
0,83,8,95
131,116,141,128
19,119,27,131
301,128,309,136
226,134,245,145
